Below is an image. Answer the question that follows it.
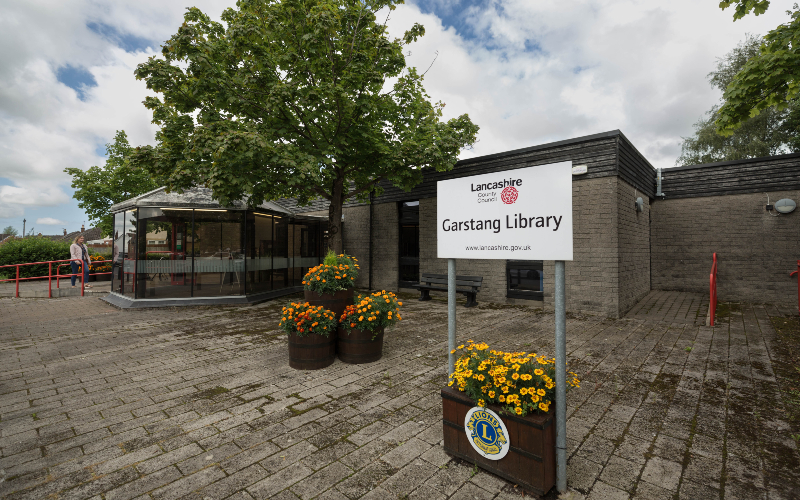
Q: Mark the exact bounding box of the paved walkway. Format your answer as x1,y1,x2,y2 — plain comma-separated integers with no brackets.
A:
0,292,797,499
0,278,111,297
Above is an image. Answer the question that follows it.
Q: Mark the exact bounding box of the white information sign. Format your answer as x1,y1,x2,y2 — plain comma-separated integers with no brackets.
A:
437,161,573,260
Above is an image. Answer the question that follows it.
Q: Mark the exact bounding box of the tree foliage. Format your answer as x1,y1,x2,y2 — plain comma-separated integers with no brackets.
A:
716,1,800,134
129,0,479,252
677,34,800,165
1,226,18,236
65,131,163,238
719,0,771,21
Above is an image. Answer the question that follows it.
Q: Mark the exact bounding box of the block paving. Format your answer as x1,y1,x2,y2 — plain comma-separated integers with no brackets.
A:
0,290,798,499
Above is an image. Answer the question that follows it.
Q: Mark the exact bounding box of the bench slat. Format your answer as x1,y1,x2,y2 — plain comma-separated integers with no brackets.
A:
420,274,483,282
419,275,482,287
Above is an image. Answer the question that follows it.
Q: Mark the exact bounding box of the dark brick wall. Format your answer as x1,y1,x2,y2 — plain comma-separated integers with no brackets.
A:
650,189,800,306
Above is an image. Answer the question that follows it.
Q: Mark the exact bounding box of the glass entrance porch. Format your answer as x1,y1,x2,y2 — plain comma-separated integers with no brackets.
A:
109,207,325,304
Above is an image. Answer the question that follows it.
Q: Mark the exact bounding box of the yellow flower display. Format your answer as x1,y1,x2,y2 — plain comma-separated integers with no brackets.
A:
448,340,580,416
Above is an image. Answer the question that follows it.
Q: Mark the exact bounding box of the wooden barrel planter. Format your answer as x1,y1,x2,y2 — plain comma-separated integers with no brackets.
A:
337,326,384,364
304,289,354,319
441,386,555,496
288,331,336,370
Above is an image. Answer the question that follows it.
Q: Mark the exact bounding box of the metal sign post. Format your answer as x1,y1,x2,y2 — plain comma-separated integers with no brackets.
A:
554,261,567,492
437,161,573,494
448,258,457,376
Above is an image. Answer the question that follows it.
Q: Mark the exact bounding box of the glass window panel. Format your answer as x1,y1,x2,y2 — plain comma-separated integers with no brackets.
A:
134,208,193,299
246,212,274,294
122,210,138,297
112,212,125,294
506,260,543,300
293,221,321,286
192,210,245,297
508,268,542,292
271,217,290,291
399,201,420,286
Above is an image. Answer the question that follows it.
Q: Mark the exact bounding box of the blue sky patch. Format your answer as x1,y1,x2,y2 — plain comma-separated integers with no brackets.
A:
56,65,97,101
412,0,486,41
87,21,153,53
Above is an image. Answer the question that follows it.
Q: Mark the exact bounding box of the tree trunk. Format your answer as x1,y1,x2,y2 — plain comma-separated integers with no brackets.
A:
328,177,344,254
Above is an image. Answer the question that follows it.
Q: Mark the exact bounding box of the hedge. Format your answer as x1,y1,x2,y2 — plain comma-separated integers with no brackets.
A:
0,237,89,279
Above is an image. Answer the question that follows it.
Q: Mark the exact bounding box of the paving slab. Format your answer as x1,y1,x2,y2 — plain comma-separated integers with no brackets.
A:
0,292,798,499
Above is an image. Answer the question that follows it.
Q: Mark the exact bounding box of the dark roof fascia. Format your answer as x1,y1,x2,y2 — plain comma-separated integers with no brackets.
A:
453,130,623,168
665,151,800,172
616,131,656,173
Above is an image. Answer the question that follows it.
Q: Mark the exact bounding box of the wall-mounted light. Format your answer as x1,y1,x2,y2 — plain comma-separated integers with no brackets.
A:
634,197,644,213
775,198,796,214
572,165,588,175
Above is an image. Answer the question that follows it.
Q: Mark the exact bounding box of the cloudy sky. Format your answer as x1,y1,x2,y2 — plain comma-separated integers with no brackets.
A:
0,0,790,235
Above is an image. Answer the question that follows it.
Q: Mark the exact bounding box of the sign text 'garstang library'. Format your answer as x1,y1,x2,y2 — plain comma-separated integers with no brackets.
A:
442,214,563,234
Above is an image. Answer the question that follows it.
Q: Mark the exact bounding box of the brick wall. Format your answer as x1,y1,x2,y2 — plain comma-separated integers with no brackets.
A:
651,189,800,306
342,205,370,288
312,178,653,317
418,197,508,302
617,179,651,315
371,202,399,292
542,177,620,317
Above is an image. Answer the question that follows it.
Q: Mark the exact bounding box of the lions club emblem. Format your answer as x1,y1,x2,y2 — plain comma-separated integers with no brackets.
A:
464,407,510,460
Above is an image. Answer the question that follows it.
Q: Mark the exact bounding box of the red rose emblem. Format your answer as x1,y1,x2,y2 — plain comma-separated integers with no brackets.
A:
501,186,518,204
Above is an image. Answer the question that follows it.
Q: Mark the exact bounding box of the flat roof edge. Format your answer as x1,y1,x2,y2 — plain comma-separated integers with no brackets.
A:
454,130,622,167
666,151,800,171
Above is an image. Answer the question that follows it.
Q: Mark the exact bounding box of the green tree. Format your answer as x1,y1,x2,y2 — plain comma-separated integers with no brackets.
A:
1,226,18,236
129,0,479,252
716,1,800,134
65,131,163,238
677,34,800,165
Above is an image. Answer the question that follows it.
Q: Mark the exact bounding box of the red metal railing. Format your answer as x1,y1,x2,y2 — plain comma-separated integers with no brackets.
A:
791,260,800,316
0,258,111,298
709,253,718,326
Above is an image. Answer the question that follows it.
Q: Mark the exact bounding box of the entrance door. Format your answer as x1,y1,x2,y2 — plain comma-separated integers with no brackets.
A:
399,201,420,288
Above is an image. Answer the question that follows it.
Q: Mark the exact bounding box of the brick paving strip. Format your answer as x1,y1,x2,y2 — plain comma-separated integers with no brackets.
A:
0,292,798,499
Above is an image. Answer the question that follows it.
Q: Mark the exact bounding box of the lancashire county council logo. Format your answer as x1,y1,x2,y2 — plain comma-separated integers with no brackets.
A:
500,186,518,204
464,407,510,460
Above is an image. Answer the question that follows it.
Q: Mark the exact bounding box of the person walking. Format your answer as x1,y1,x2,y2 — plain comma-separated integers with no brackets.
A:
70,234,91,288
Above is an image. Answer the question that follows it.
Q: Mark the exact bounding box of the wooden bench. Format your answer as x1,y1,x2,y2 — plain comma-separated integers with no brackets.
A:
413,273,483,307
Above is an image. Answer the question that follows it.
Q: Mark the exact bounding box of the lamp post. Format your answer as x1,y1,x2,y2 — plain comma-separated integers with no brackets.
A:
22,218,26,239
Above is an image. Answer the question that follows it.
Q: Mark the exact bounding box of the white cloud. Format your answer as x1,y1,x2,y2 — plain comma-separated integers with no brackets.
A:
0,0,792,232
390,0,789,168
0,185,70,206
36,217,67,226
0,0,236,227
0,204,23,219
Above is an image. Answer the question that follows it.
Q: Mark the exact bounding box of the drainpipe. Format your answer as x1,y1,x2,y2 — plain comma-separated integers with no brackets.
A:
656,168,664,197
369,191,374,291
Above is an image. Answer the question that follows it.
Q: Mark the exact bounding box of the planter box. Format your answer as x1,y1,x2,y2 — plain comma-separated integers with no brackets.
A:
337,326,383,364
441,386,555,496
288,332,336,370
304,288,354,319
